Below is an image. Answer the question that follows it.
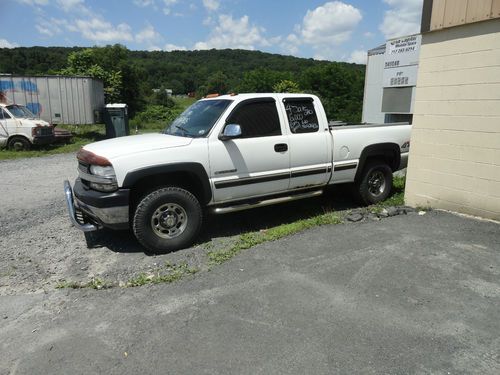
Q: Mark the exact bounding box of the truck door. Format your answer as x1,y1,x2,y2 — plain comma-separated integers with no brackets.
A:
281,97,330,189
209,98,290,203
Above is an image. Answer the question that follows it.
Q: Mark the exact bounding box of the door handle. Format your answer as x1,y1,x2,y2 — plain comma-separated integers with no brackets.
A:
274,143,288,152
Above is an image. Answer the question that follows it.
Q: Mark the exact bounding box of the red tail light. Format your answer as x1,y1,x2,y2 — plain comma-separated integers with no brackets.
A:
77,148,111,166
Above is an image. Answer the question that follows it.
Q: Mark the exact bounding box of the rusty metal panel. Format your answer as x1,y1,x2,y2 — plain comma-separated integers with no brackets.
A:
0,75,104,124
443,0,467,27
431,0,446,30
492,0,500,17
466,0,493,23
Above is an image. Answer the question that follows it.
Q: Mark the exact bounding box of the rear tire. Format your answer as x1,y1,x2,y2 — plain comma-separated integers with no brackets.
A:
354,160,392,205
132,187,202,254
7,136,31,151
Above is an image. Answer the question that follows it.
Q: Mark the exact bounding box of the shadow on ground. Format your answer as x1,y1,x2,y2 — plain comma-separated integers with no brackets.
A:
84,183,403,254
85,186,359,253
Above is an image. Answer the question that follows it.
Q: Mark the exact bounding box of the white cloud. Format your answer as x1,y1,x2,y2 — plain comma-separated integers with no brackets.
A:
164,43,187,51
363,31,374,38
300,1,362,45
283,1,362,59
0,39,19,48
163,0,178,14
36,18,62,37
70,18,134,43
136,24,161,44
202,0,219,12
348,49,367,64
379,0,423,39
134,0,155,7
56,0,86,13
194,14,269,50
15,0,48,5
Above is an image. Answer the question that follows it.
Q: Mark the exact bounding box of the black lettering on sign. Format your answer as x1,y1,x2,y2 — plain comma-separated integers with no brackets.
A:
283,99,319,134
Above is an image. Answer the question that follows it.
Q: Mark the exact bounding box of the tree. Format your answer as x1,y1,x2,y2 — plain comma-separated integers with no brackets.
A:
273,80,301,93
205,71,229,95
237,69,290,93
60,48,123,103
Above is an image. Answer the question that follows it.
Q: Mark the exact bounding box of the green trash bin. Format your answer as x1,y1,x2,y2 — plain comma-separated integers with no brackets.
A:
104,104,129,138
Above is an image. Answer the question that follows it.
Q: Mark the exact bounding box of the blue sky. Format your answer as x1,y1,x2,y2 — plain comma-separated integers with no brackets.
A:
1,0,423,63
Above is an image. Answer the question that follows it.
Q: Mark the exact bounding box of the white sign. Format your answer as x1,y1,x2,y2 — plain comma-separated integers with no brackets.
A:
383,34,421,88
383,65,419,87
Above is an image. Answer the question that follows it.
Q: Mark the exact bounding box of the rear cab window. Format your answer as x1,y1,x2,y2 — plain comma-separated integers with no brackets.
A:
283,98,320,134
226,98,281,138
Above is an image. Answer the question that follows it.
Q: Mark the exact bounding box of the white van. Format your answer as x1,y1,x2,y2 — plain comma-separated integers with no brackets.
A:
0,102,54,150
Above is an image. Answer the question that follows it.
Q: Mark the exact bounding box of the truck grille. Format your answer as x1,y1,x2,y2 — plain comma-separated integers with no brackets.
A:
40,127,53,136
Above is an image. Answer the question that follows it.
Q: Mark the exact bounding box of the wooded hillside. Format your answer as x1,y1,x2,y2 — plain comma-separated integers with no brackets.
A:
0,45,365,122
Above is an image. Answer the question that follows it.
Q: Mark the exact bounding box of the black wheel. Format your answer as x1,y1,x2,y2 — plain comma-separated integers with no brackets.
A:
355,160,392,205
7,136,31,151
132,187,202,254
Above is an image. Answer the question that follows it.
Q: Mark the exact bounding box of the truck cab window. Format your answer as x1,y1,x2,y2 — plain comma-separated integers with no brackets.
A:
283,98,319,134
226,100,281,138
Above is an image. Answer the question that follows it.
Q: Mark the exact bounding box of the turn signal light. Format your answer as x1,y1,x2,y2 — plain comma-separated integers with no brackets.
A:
77,148,111,166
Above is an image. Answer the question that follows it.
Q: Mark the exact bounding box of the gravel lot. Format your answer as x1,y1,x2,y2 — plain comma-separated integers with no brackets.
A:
0,152,354,295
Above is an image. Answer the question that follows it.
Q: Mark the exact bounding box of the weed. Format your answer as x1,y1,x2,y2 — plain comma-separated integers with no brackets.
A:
126,262,198,287
207,212,343,265
55,277,110,290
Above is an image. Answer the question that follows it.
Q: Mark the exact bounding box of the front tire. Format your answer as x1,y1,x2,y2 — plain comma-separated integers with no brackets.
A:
354,160,392,205
7,136,31,151
132,187,202,254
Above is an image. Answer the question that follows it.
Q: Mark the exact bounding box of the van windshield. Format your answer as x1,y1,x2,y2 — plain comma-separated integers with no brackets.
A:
164,99,232,138
6,105,35,118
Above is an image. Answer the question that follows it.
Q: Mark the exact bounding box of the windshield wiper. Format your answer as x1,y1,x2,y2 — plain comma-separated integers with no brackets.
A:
174,125,193,137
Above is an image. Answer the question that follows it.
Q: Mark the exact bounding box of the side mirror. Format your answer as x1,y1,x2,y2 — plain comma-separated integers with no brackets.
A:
219,123,242,140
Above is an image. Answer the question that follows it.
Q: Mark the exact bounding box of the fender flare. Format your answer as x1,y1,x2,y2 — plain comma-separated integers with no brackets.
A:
122,162,212,204
355,143,401,181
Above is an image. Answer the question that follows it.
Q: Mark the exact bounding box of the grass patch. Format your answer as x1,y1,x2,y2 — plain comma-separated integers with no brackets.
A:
126,262,198,287
375,176,406,208
55,277,110,290
55,262,198,290
208,212,342,265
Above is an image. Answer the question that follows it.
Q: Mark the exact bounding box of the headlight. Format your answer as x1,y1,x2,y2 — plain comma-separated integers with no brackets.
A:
90,165,116,178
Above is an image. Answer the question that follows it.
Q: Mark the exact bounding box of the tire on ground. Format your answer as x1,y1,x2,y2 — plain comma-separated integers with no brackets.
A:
354,160,393,205
7,136,31,151
132,186,202,254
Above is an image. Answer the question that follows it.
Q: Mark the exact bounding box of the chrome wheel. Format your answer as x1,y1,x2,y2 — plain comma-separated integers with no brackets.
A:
151,203,188,239
367,171,386,197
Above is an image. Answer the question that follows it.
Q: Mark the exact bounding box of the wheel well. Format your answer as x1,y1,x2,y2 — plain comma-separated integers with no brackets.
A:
129,171,208,209
355,143,400,181
7,135,30,144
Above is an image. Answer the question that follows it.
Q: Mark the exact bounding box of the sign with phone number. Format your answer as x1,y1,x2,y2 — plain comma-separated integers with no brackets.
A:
383,34,421,88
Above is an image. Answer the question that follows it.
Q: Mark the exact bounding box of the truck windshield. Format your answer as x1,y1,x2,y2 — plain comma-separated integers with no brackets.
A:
164,99,232,138
6,105,35,118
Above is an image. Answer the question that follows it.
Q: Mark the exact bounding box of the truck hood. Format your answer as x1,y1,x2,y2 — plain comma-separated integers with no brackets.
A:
19,118,50,127
83,133,193,160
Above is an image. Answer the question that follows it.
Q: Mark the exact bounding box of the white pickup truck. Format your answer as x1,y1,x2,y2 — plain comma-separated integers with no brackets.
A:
0,102,55,150
64,93,411,253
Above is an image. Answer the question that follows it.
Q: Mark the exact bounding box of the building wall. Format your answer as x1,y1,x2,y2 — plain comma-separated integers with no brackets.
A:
405,18,500,220
361,52,385,124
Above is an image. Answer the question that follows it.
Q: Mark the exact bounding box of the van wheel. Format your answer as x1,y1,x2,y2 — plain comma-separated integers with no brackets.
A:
355,160,392,205
7,136,31,151
132,187,202,254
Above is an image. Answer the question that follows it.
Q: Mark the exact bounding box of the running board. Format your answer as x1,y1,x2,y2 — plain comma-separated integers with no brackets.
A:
211,190,323,214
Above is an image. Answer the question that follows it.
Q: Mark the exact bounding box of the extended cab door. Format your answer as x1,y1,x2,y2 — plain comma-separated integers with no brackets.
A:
208,98,290,203
281,97,331,189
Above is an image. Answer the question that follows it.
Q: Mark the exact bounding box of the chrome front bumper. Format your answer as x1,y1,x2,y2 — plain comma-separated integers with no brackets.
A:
64,180,100,232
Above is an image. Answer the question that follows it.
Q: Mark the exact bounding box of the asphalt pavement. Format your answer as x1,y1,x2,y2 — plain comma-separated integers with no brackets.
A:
1,208,499,374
